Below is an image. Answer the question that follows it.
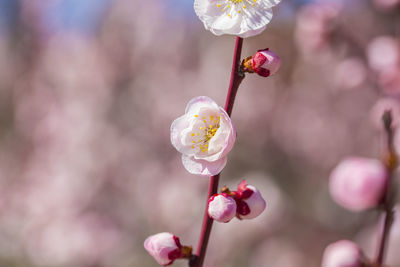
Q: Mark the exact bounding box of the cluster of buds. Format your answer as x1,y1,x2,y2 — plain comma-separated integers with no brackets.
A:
323,158,389,266
324,114,395,267
207,180,266,223
242,48,282,77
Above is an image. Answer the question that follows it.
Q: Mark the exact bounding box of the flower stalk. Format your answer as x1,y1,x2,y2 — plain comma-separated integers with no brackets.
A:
224,37,245,116
374,110,397,266
189,36,244,267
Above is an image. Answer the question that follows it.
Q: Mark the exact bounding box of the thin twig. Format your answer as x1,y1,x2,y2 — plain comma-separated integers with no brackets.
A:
189,36,244,267
374,110,397,266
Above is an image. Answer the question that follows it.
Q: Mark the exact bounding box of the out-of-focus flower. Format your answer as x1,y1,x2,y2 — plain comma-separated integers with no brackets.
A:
235,180,266,219
25,214,121,267
379,66,400,96
295,2,342,53
322,240,365,267
144,232,183,266
170,96,236,176
244,48,281,77
373,0,400,11
334,58,367,90
208,193,237,222
367,36,399,72
194,0,281,38
329,157,388,211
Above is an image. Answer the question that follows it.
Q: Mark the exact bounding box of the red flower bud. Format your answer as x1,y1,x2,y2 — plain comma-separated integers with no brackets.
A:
251,48,282,77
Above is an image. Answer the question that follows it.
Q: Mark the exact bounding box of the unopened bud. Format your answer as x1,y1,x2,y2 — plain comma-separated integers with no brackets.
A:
236,180,266,219
208,193,237,223
329,157,388,211
144,232,185,266
250,48,282,77
322,240,366,267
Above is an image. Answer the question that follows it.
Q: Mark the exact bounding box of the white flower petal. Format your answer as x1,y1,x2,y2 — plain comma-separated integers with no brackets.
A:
194,0,226,21
260,0,282,8
170,114,191,153
239,6,273,37
241,26,266,38
182,155,227,176
185,96,219,115
211,12,242,31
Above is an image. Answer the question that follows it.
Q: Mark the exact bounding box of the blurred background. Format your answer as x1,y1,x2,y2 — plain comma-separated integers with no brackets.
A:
0,0,399,266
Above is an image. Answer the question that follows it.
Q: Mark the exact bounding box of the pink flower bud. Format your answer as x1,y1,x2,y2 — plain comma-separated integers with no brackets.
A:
144,232,183,266
322,240,364,267
208,193,237,223
251,49,282,77
329,157,388,211
236,180,266,220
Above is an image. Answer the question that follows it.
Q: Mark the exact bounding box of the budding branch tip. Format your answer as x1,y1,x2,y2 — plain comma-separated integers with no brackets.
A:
382,110,392,131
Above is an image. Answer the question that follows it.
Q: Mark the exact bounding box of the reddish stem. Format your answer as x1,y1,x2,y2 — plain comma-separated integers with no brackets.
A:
190,174,220,267
224,36,245,116
190,37,244,267
375,111,397,266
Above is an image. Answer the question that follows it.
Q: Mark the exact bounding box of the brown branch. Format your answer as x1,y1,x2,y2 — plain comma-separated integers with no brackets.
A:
189,36,244,267
374,110,397,266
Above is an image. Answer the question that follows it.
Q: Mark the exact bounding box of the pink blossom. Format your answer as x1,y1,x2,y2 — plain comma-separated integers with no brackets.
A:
321,240,364,267
170,96,236,176
144,232,183,266
236,180,266,219
367,36,399,72
295,2,342,53
329,157,388,211
251,49,282,77
208,193,237,223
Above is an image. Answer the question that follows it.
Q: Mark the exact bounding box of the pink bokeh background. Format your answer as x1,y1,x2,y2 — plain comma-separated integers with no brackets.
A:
0,0,399,266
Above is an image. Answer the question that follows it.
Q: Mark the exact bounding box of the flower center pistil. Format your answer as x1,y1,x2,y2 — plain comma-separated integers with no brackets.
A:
216,0,257,17
191,115,220,153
